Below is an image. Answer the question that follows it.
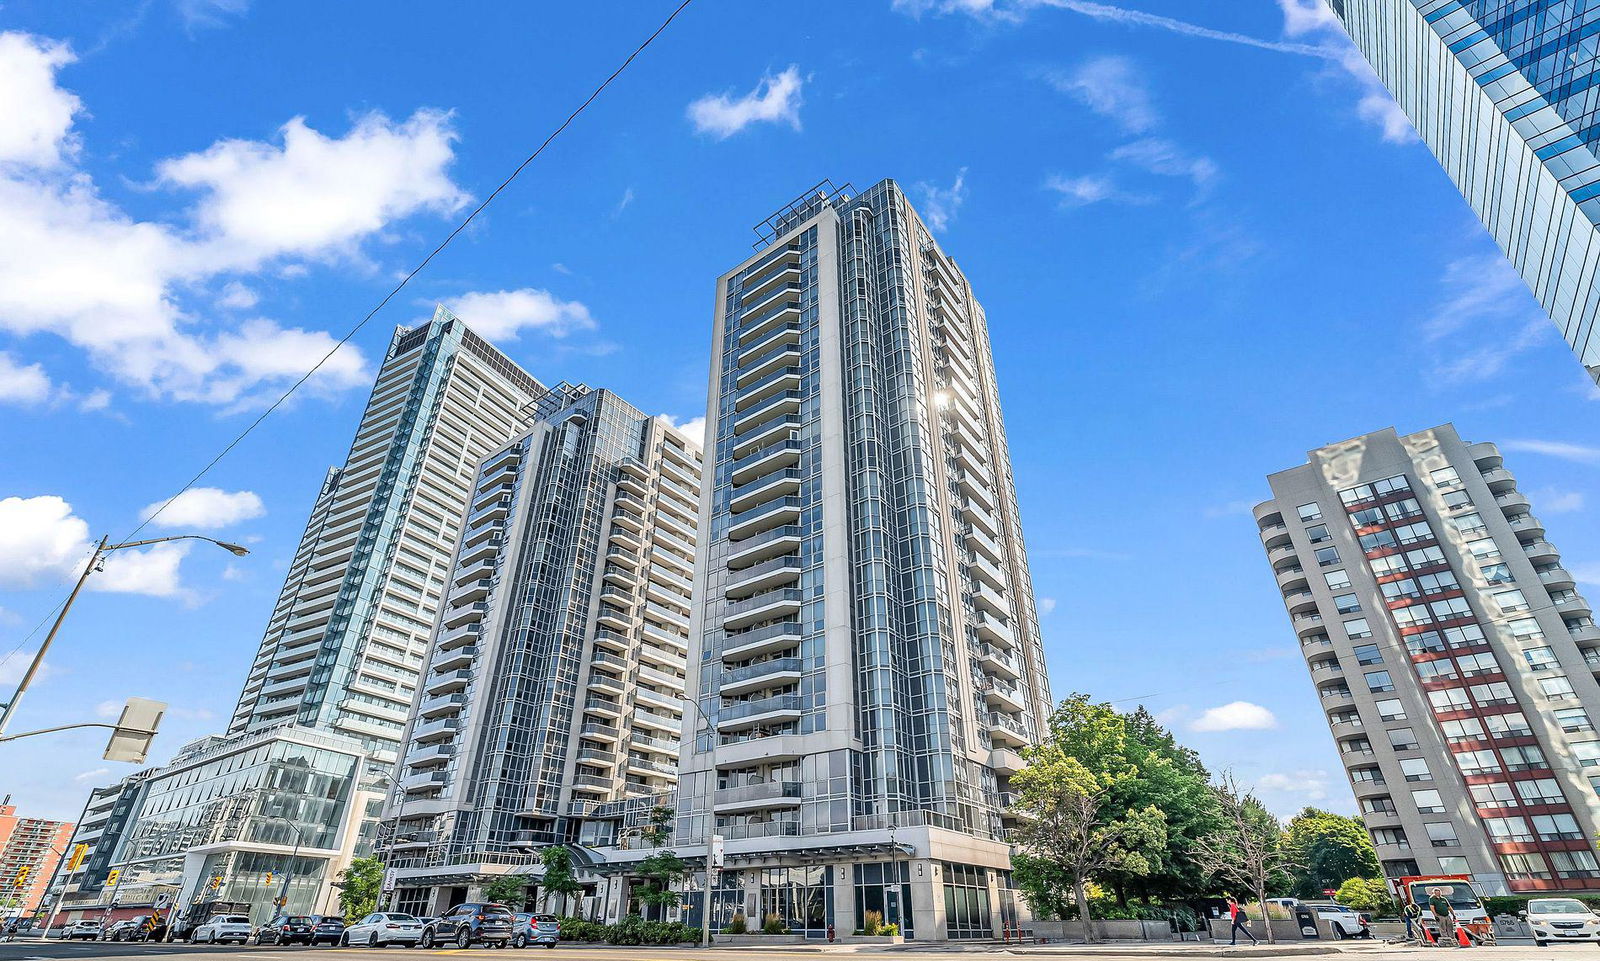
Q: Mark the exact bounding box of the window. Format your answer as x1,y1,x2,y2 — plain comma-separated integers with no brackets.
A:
1412,789,1445,814
1501,853,1550,878
1375,698,1406,721
1534,813,1583,840
1503,745,1548,772
1493,589,1529,613
1524,647,1560,672
1439,856,1471,875
1343,618,1372,639
1508,617,1544,639
1454,750,1501,776
1443,624,1487,648
1383,578,1421,601
1359,529,1398,552
1430,597,1474,620
1418,571,1459,592
1315,546,1340,567
1442,718,1484,741
1395,521,1434,545
1457,652,1501,677
1365,670,1395,693
1466,537,1501,561
1341,474,1411,504
1479,562,1514,585
1335,593,1362,614
1450,512,1487,536
1350,766,1385,784
1324,570,1352,591
1470,681,1516,706
1351,506,1385,527
1469,782,1516,809
1393,603,1432,628
1517,779,1565,806
1484,712,1532,737
1371,827,1409,848
1428,688,1472,711
1388,727,1420,750
1431,466,1461,488
1353,643,1383,665
1556,707,1594,733
1400,757,1432,781
1426,822,1460,847
1297,502,1323,522
1362,796,1398,816
1575,741,1600,768
1407,631,1449,655
1551,850,1600,878
1385,498,1423,520
1307,524,1331,544
1540,675,1577,701
1441,489,1473,510
1415,658,1458,682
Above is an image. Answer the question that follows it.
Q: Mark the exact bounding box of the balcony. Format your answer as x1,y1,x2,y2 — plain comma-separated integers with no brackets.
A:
736,342,804,389
430,645,477,673
584,696,624,718
724,587,804,631
1470,441,1502,469
425,669,473,696
732,390,805,432
598,605,633,631
982,677,1029,713
454,559,496,585
1540,566,1576,589
1523,540,1560,562
965,525,1004,566
729,496,804,541
727,524,803,569
417,692,467,720
968,553,1007,593
588,671,626,696
635,709,682,733
604,564,640,590
442,601,488,629
1275,566,1308,590
726,554,803,600
987,712,1029,748
1507,513,1545,538
1284,590,1318,614
972,610,1015,649
581,721,621,742
593,628,630,653
459,533,503,562
730,438,804,486
731,468,804,513
1267,543,1299,566
977,642,1021,680
610,526,643,552
612,506,646,535
714,780,802,812
732,413,802,459
964,502,1000,540
405,743,455,768
472,482,515,511
720,656,803,697
577,747,617,767
734,366,804,414
401,771,447,794
607,545,643,569
1570,623,1600,643
716,694,804,731
641,620,689,650
466,496,512,528
971,582,1010,618
722,621,803,661
413,717,460,742
480,446,521,476
990,746,1025,776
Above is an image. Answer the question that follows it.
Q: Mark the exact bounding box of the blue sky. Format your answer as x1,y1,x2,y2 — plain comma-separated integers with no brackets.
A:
2,0,1598,822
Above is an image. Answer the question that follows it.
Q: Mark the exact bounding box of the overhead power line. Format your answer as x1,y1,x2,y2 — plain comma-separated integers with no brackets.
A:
0,0,695,681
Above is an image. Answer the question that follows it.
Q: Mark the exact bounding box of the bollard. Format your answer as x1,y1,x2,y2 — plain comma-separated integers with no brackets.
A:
827,924,835,944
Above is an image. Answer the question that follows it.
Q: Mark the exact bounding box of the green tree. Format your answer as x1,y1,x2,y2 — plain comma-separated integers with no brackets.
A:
636,851,688,921
1010,748,1167,942
482,874,530,909
1282,808,1381,899
1040,695,1220,903
1193,774,1296,945
335,856,384,921
1334,877,1395,915
539,847,582,916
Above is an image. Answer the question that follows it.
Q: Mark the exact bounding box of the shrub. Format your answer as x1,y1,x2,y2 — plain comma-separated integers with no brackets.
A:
722,913,747,934
861,910,883,936
882,923,900,936
606,914,647,945
762,912,787,935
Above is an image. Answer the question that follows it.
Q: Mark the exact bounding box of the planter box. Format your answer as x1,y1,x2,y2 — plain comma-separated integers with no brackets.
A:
845,935,904,944
713,933,806,945
1026,919,1174,942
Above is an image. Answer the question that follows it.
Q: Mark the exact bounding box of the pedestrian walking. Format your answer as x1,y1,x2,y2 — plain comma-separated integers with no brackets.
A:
1427,887,1459,947
1403,900,1423,942
1227,897,1258,945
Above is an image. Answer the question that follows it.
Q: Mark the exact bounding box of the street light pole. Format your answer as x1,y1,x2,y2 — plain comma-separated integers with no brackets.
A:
676,695,717,951
271,817,304,916
0,534,249,737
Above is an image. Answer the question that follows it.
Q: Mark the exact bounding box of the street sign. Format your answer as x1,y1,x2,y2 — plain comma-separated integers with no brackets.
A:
382,868,397,894
709,835,725,871
104,698,166,763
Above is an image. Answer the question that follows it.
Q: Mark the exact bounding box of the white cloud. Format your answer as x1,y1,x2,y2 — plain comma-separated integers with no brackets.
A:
141,487,264,529
73,767,111,783
1190,700,1278,732
1044,173,1136,208
0,32,478,406
0,494,195,599
1572,562,1600,587
913,167,968,232
614,186,635,217
1109,138,1218,190
688,65,804,139
1532,488,1584,514
660,414,706,448
1421,254,1551,386
0,494,92,588
0,655,47,687
217,280,258,310
175,0,251,30
1503,439,1600,465
0,32,80,169
439,289,596,342
1277,0,1338,37
1045,56,1156,134
1037,597,1057,616
0,351,52,405
1256,769,1330,803
95,700,122,718
1203,499,1256,519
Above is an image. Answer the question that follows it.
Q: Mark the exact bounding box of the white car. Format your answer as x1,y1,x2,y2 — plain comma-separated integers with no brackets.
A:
193,914,254,944
1297,901,1370,939
1525,898,1600,946
62,920,101,940
343,912,424,947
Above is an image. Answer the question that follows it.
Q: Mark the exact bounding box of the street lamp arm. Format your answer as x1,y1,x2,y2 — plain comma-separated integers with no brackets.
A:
0,722,118,743
108,534,251,556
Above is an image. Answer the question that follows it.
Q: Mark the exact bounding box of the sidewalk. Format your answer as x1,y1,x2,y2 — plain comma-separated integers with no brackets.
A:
688,941,1391,955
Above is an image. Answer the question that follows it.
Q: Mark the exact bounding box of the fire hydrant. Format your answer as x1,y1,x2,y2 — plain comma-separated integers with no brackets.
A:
827,924,836,943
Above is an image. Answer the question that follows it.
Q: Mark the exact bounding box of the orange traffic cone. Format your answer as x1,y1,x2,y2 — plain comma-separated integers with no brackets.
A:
1421,926,1437,946
1456,926,1471,948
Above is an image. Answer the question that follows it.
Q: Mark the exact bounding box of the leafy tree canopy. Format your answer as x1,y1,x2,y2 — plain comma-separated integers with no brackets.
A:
337,856,384,920
1282,808,1381,899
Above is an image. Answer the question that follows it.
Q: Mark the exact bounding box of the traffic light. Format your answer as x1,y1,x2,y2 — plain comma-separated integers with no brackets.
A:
208,875,222,890
105,869,120,887
66,844,87,871
12,866,29,888
264,872,274,885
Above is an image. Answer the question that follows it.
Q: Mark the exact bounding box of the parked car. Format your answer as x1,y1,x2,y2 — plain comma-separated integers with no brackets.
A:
511,914,560,949
1297,901,1369,939
193,915,254,944
344,912,425,947
255,914,316,945
1523,898,1600,946
63,920,101,940
420,903,514,949
105,918,148,941
311,917,347,945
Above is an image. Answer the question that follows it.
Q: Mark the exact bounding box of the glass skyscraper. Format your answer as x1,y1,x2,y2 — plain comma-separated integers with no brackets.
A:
1331,0,1600,379
673,180,1052,941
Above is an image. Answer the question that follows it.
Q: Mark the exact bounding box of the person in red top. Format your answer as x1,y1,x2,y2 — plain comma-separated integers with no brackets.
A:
1226,898,1257,945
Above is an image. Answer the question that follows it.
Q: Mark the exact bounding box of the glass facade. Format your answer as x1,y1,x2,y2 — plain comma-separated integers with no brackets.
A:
1333,0,1600,377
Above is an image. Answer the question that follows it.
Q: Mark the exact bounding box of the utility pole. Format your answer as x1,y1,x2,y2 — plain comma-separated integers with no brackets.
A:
271,818,304,915
701,835,722,949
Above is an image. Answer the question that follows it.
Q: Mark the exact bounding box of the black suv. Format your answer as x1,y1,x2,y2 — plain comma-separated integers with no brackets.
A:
420,903,514,949
255,915,315,945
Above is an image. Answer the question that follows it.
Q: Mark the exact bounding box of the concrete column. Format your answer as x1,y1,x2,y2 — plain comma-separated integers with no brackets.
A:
832,862,855,936
986,868,1004,939
919,859,946,942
